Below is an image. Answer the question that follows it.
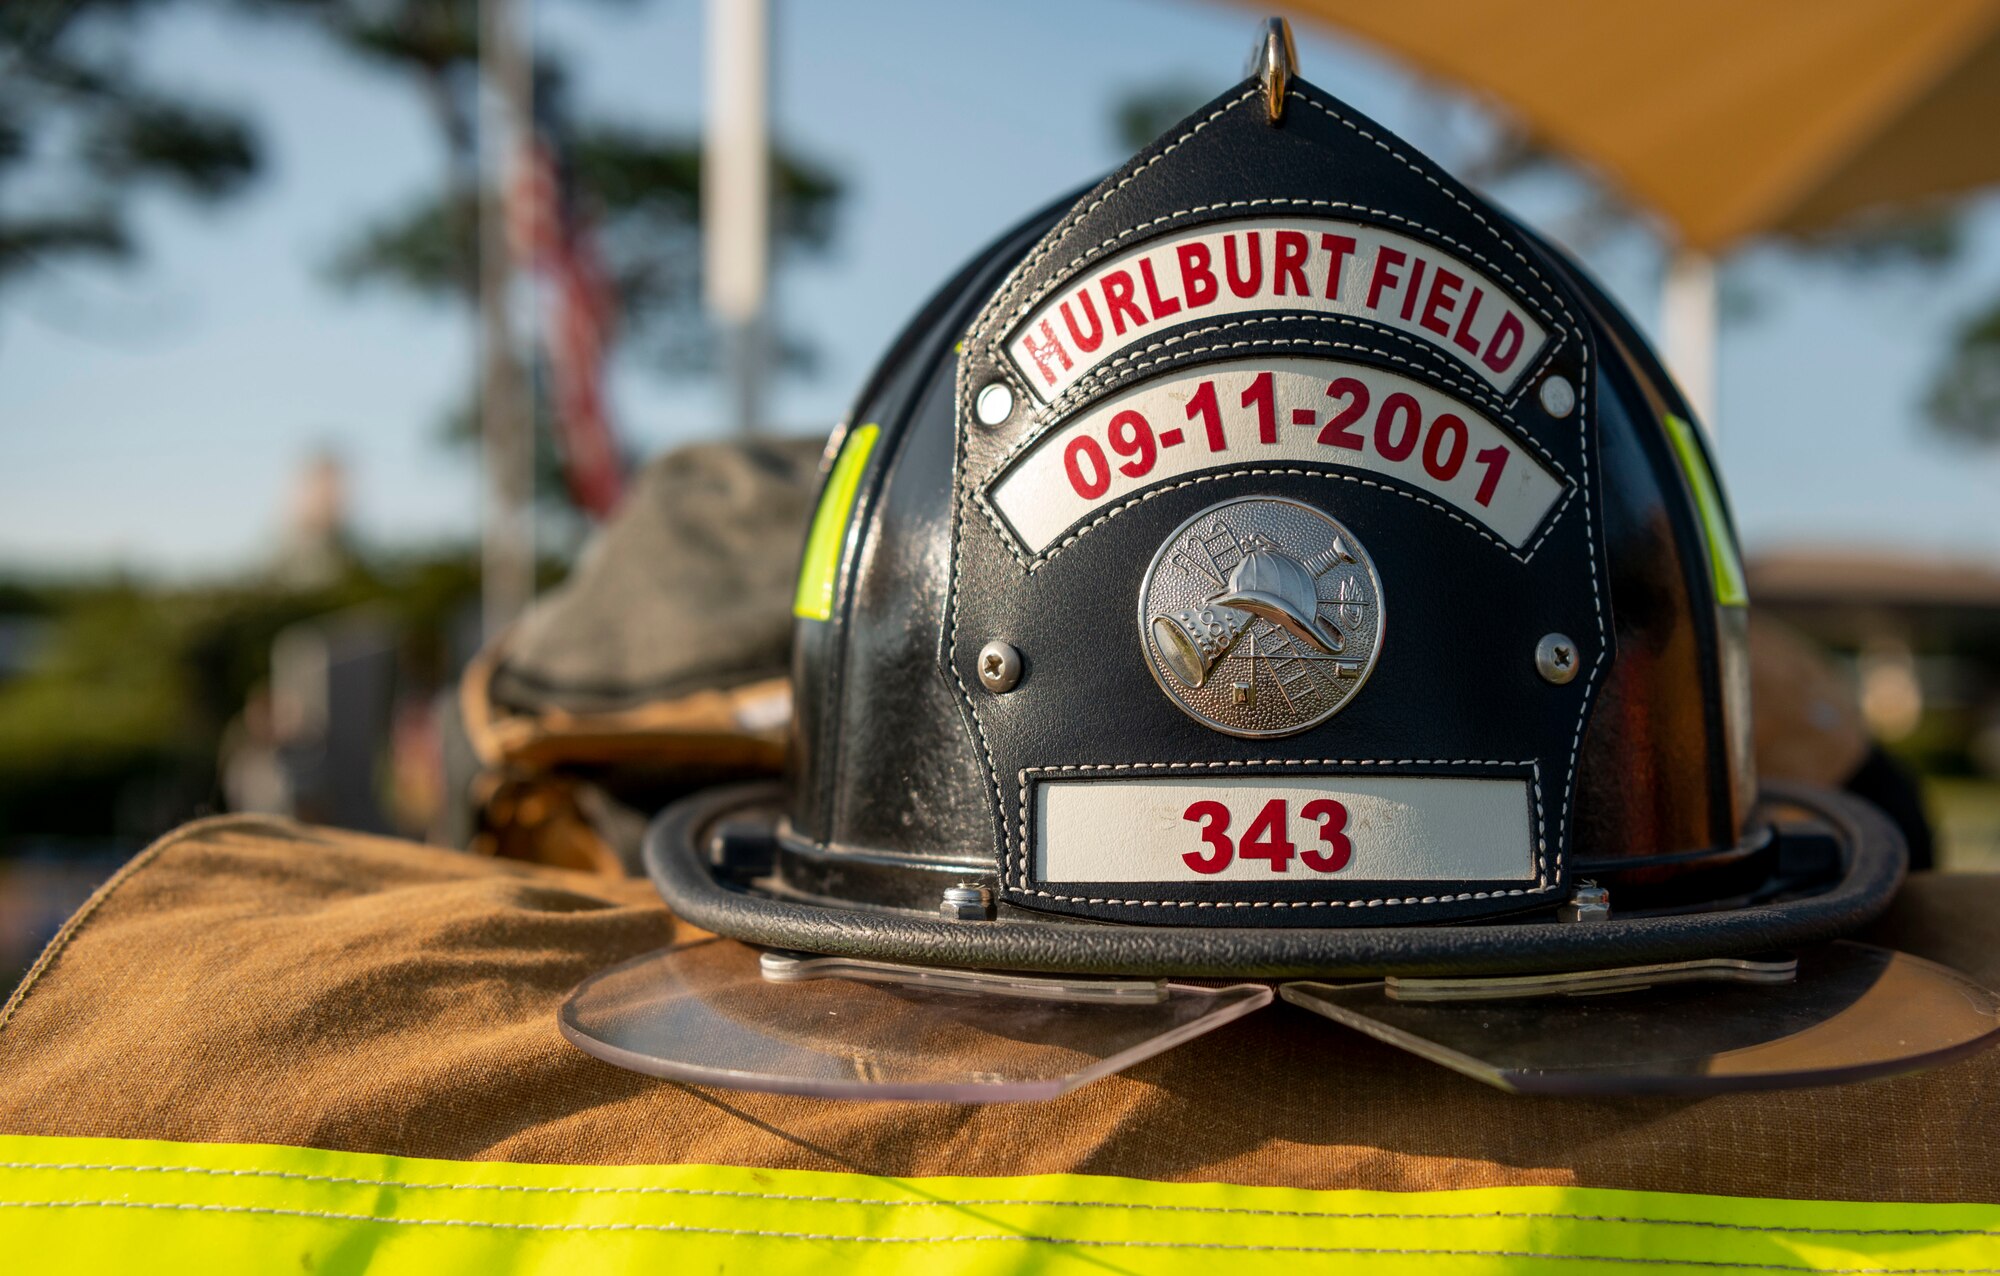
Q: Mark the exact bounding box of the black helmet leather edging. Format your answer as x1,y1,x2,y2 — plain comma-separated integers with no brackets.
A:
644,68,1905,978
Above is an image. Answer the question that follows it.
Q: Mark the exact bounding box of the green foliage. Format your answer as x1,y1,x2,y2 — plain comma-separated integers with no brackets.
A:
0,0,262,294
260,0,843,322
0,588,191,777
327,188,478,299
569,125,843,370
324,126,843,335
1110,80,1213,155
0,555,482,838
267,0,848,524
85,97,260,200
263,0,847,511
1926,297,2000,447
0,580,226,836
1798,208,1965,272
0,213,130,285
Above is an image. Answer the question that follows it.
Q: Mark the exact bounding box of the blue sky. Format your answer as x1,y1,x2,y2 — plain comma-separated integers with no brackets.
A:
2,0,1997,575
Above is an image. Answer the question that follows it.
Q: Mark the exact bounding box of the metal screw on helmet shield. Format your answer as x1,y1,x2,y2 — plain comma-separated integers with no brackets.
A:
1536,633,1580,685
974,382,1014,427
978,640,1022,693
1539,373,1577,419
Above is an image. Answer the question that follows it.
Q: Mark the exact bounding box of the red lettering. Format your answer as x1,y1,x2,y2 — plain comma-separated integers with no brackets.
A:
1473,445,1511,505
1064,435,1111,499
1318,377,1369,449
1241,372,1276,444
1399,258,1427,321
1187,379,1226,451
1420,268,1465,338
1138,258,1182,321
1320,234,1357,299
1483,311,1525,373
1224,232,1262,298
1019,319,1072,387
1423,414,1469,481
1182,800,1232,874
1375,392,1422,461
1180,796,1357,875
1451,286,1485,356
1108,410,1157,478
1274,230,1310,296
1177,242,1218,308
1060,292,1104,354
1365,246,1406,310
1300,798,1352,873
1240,799,1296,871
1101,270,1147,336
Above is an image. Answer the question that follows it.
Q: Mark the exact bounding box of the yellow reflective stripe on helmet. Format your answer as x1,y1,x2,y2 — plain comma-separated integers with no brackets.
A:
793,423,881,622
3,1134,1999,1273
1664,411,1749,607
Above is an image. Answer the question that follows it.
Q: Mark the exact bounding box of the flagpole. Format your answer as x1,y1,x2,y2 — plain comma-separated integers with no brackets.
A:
1661,247,1719,438
705,0,772,436
479,0,537,640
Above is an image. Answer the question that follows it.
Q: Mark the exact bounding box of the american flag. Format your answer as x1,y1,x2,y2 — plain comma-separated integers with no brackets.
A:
511,132,625,519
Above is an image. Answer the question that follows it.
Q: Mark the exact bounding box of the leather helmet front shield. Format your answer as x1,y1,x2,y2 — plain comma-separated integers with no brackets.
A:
947,79,1606,927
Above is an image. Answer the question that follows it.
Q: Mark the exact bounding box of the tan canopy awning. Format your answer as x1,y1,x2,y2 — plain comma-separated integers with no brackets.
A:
1274,0,2000,250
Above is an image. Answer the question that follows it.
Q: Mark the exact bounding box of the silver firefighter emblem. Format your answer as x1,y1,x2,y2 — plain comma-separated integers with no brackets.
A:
1139,495,1384,737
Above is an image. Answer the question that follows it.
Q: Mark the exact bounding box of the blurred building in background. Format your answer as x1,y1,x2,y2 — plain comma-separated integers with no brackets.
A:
1752,550,2000,867
270,452,352,591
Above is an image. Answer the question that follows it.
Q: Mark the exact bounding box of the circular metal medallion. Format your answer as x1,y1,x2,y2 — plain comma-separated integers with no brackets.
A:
1138,495,1385,738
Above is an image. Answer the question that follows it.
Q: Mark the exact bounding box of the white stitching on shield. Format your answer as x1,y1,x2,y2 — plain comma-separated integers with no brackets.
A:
974,467,1575,573
1035,314,1513,420
970,330,1577,571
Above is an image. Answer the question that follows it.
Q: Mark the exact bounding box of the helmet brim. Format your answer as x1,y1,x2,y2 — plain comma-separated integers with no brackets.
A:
645,780,1905,979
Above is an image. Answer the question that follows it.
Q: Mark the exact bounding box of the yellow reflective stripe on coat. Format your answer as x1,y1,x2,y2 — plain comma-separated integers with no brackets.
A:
3,1134,1998,1273
793,422,880,621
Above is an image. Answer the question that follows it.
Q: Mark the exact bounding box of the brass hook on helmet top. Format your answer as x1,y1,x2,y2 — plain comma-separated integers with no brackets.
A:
1252,16,1299,125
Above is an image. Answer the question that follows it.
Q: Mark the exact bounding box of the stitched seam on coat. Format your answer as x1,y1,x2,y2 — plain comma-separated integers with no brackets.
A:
3,1201,1997,1268
0,814,298,1031
5,1166,1995,1238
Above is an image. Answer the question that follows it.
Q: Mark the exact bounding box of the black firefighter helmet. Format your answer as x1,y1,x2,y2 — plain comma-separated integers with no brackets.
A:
568,25,2000,1099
